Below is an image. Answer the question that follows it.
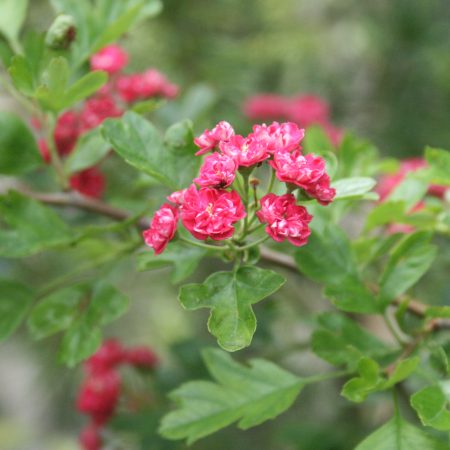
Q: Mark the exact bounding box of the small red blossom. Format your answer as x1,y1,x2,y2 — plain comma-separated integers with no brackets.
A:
194,153,238,188
257,193,312,246
80,94,123,132
250,121,305,154
90,45,128,74
167,189,187,206
124,346,159,369
54,110,80,155
143,203,179,255
193,121,235,156
303,173,336,205
38,138,51,163
219,134,270,167
70,167,105,198
287,94,330,127
76,370,121,425
79,423,102,450
180,185,246,240
85,339,125,375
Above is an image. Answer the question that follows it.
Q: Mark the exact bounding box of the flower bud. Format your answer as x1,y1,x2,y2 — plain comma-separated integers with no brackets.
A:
45,14,76,50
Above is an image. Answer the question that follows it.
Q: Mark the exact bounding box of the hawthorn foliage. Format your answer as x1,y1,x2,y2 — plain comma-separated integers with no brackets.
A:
0,1,450,449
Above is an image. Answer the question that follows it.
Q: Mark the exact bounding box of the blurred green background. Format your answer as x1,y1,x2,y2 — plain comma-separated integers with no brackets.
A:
1,0,450,449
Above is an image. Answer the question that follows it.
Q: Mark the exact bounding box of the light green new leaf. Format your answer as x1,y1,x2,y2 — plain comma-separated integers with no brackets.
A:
58,318,101,367
0,191,74,258
63,70,108,106
101,112,200,189
0,112,41,175
159,348,304,443
342,356,419,403
355,416,448,450
64,129,111,174
365,200,408,232
337,133,378,178
137,242,207,284
379,231,437,305
411,384,450,431
27,285,86,340
332,177,378,200
0,0,28,51
388,175,428,210
179,266,285,351
0,279,33,341
303,125,334,153
8,55,34,95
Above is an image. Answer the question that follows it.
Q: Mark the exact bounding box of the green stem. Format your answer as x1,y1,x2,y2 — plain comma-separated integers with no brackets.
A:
46,113,69,189
237,234,269,251
383,311,405,346
303,369,350,385
178,235,228,251
266,169,276,194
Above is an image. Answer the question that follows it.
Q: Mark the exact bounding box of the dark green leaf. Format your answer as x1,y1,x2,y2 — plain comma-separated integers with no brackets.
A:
137,241,206,283
27,286,86,339
159,348,303,443
0,112,41,174
379,231,437,304
179,266,285,351
64,129,110,174
102,112,200,189
0,279,33,341
355,416,448,450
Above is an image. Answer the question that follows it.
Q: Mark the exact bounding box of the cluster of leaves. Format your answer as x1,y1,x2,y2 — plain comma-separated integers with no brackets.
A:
0,1,450,449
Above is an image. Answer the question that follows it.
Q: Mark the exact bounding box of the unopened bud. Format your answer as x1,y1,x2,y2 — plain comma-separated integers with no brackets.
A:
45,14,76,50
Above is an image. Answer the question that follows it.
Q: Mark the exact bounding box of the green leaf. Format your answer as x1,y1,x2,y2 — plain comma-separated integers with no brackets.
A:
337,133,378,178
0,112,41,174
179,266,285,351
355,416,448,450
63,70,108,106
388,174,428,210
102,112,200,189
58,318,101,367
159,348,303,443
0,191,73,258
0,0,28,51
8,55,34,95
379,231,437,304
85,283,129,326
411,384,450,431
137,241,206,284
332,177,377,200
342,356,419,403
303,125,334,153
64,129,110,174
311,312,388,368
27,286,86,340
0,279,33,341
426,307,450,319
425,147,450,186
365,201,408,232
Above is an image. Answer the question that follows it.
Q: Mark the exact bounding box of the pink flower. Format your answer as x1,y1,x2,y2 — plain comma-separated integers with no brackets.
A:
90,45,128,74
303,173,336,205
143,203,179,254
250,121,305,154
54,110,80,155
180,185,246,240
167,189,187,206
270,150,326,187
79,423,102,450
257,194,312,246
243,94,289,120
38,139,51,163
80,94,122,131
194,153,237,188
76,370,121,425
219,134,270,167
70,167,106,198
194,121,235,156
286,94,330,127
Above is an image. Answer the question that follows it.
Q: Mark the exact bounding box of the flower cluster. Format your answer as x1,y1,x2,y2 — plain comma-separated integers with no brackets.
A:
143,120,335,254
35,44,178,198
376,157,448,234
77,339,158,450
243,93,343,147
